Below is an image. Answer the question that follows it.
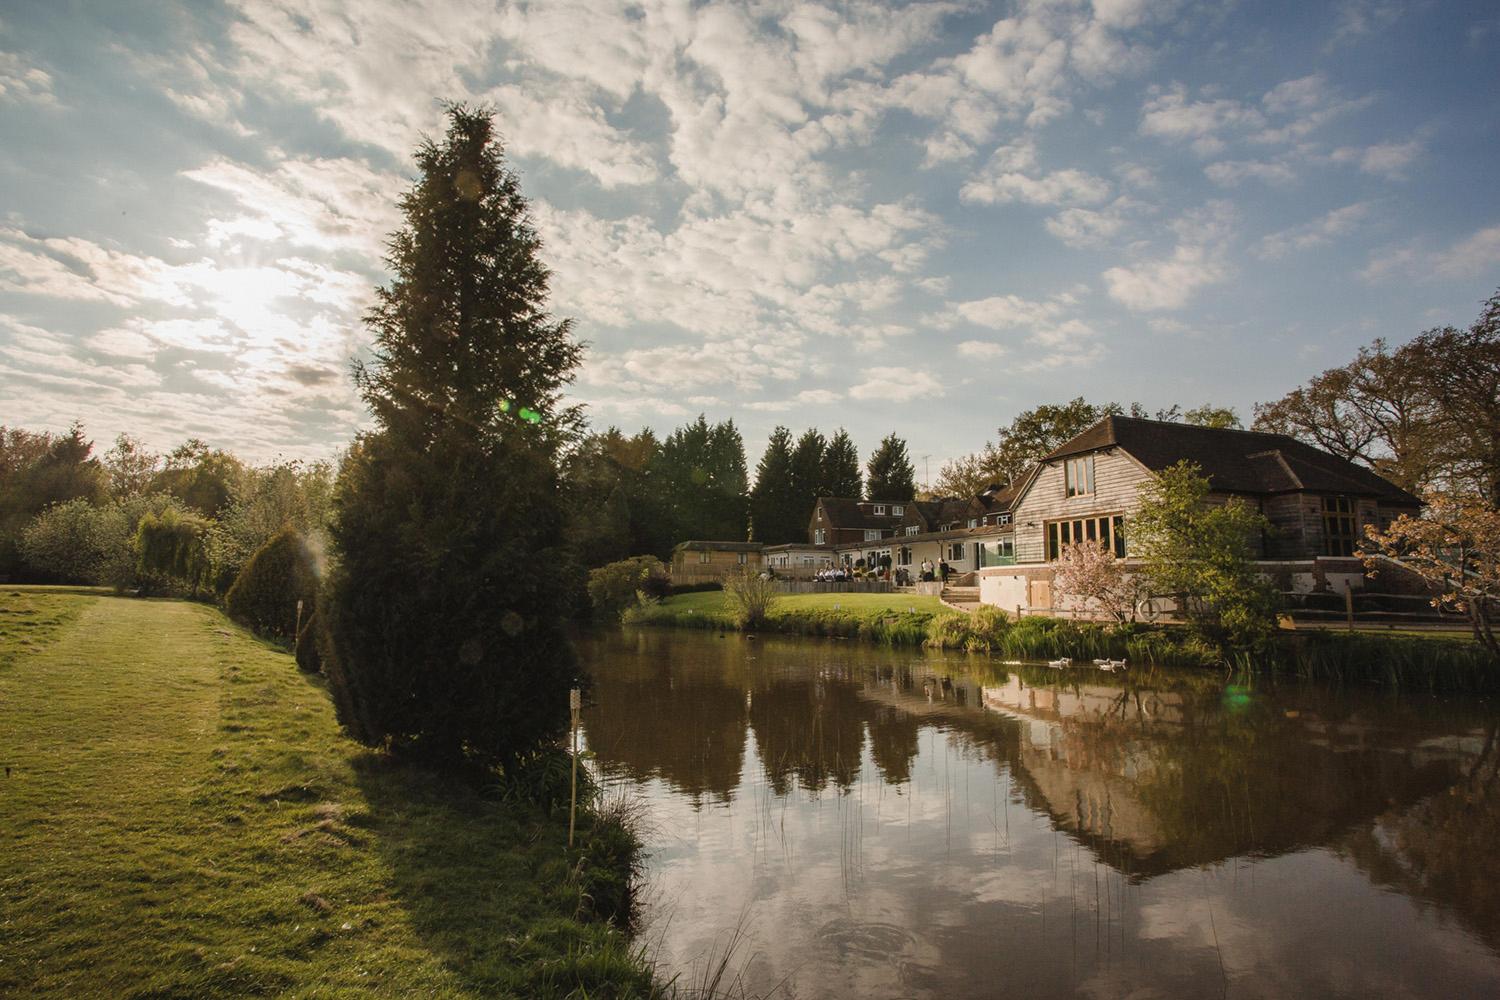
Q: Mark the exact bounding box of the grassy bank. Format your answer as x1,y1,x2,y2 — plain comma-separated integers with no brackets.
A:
628,591,1498,691
627,590,945,645
0,587,653,999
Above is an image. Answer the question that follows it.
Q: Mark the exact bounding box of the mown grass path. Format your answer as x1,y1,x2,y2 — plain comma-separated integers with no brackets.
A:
0,589,650,999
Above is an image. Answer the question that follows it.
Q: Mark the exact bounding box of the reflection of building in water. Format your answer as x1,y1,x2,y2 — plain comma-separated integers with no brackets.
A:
975,674,1485,878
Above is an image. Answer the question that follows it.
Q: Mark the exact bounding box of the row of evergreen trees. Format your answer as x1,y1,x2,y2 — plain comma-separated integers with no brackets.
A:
564,419,918,562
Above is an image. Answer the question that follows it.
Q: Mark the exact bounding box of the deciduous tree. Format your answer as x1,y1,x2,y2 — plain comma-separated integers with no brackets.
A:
1132,461,1278,648
1364,492,1500,659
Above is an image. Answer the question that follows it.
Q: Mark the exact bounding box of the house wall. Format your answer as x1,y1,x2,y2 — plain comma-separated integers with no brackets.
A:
670,548,761,585
1011,448,1153,563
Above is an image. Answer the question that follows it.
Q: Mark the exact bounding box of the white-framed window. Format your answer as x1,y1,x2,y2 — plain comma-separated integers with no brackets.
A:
899,546,912,565
873,504,887,515
737,552,747,565
814,528,826,544
892,505,904,516
864,529,880,541
997,512,1011,526
698,551,709,564
905,525,918,536
949,542,965,561
1065,455,1096,497
967,518,978,528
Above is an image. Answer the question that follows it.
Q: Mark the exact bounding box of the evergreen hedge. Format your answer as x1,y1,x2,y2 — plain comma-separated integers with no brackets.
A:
224,527,319,641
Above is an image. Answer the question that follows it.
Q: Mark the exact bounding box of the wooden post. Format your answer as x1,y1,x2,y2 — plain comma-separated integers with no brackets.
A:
1345,587,1354,633
568,687,581,849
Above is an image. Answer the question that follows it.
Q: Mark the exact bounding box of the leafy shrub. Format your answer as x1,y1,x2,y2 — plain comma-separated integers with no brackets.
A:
586,556,669,622
136,507,215,596
723,569,778,628
19,499,106,584
224,527,320,641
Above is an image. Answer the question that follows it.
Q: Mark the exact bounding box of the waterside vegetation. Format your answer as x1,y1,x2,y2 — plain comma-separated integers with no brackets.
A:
626,590,1497,692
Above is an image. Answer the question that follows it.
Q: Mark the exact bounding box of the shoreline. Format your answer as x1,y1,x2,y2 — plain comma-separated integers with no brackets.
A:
624,595,1498,694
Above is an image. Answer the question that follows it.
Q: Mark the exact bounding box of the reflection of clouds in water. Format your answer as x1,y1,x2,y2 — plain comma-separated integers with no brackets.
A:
580,631,1500,999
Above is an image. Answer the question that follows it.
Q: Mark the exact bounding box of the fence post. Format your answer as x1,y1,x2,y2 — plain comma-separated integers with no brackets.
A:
568,687,581,849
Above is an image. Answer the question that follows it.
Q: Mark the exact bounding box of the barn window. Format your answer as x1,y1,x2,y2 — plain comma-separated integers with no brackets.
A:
1064,455,1096,497
1322,497,1357,557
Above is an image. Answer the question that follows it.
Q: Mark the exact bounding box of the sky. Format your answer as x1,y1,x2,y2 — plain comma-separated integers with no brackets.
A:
1,1,1497,480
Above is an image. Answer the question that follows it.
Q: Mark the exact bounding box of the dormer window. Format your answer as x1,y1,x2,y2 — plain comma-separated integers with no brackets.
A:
892,505,904,516
998,512,1011,526
905,525,918,536
1065,455,1095,497
814,528,826,544
864,529,880,541
873,504,887,515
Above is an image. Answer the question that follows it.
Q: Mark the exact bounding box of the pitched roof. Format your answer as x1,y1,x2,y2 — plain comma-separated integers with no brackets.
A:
1043,415,1422,504
674,540,762,553
814,497,907,529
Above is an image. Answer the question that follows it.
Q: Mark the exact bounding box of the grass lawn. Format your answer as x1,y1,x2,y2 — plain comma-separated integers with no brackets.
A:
0,587,651,999
626,589,947,644
656,590,945,617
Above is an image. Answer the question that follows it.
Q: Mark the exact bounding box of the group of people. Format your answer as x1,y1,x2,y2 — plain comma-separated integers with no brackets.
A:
805,559,952,586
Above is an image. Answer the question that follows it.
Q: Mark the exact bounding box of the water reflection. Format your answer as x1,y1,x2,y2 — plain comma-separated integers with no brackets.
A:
577,629,1500,998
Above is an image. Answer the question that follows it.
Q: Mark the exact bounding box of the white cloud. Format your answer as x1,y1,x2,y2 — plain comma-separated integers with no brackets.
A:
956,340,1007,360
1361,225,1500,283
1257,202,1372,259
1204,158,1297,186
0,51,58,107
1045,198,1141,248
1331,140,1423,179
848,366,942,402
1328,0,1404,49
1141,74,1368,155
930,293,1068,331
1103,201,1235,311
183,155,403,255
744,388,844,412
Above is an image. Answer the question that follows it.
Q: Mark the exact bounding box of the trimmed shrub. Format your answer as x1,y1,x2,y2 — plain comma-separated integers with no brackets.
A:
587,556,670,622
136,507,215,596
224,526,319,641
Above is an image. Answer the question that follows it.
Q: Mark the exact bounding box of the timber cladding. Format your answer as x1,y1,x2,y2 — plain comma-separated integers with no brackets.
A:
1009,448,1152,563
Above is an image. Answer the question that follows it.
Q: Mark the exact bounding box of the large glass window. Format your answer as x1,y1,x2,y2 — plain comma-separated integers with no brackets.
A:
1046,515,1126,560
814,528,825,544
905,525,918,536
1322,496,1357,556
978,539,1016,567
1064,455,1096,497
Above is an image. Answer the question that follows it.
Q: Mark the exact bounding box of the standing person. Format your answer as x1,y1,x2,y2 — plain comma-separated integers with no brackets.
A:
939,559,950,584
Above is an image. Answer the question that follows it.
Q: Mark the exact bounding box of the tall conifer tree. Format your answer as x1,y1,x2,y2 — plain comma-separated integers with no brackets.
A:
751,426,802,543
323,106,583,770
866,433,917,502
823,428,862,499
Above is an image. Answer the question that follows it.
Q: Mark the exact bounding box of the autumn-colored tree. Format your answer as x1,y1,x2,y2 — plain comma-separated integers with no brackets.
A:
1364,492,1500,659
1052,542,1143,623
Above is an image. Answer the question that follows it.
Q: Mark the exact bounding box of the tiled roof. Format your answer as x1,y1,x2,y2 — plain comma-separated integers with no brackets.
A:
674,540,762,552
815,497,907,529
1043,415,1422,504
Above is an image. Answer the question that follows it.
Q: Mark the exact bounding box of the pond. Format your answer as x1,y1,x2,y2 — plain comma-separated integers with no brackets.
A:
576,629,1500,999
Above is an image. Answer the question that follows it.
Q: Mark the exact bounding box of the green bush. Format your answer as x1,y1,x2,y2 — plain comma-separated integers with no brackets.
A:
586,556,669,622
224,527,319,641
723,569,778,628
136,507,215,596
